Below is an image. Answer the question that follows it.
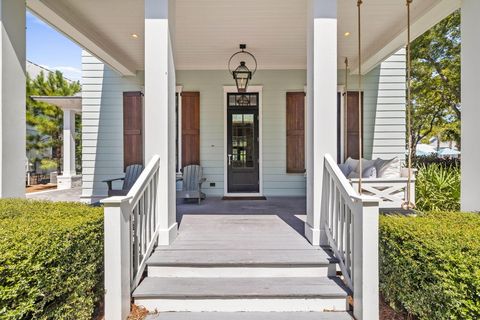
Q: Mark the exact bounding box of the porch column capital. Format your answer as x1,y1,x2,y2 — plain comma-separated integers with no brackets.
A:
0,0,26,198
461,0,480,212
306,0,337,245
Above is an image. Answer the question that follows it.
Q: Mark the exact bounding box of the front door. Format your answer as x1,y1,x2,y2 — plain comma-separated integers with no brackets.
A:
227,93,260,193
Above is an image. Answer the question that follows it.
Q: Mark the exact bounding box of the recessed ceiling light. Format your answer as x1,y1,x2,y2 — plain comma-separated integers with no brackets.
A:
344,32,351,37
131,33,139,39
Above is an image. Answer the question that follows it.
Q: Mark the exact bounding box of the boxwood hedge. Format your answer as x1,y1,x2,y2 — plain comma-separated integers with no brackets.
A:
380,212,480,319
0,199,103,319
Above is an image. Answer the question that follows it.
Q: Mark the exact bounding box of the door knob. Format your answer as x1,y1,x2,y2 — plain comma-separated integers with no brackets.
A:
227,154,232,166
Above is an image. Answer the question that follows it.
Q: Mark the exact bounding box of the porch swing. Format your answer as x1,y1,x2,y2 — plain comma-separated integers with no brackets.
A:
339,0,416,210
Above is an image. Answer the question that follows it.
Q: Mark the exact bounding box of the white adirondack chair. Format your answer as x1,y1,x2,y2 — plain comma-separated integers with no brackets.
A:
177,165,206,205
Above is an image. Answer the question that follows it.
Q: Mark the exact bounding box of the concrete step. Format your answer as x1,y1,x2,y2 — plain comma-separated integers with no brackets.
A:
146,312,354,320
147,248,337,277
133,277,350,312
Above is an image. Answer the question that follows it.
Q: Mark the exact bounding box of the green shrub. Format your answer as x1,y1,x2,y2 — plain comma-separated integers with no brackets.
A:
415,164,460,212
0,199,103,320
380,212,480,320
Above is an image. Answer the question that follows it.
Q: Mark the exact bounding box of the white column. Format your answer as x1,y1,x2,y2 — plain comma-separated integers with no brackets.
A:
0,0,26,198
62,109,76,177
306,0,338,245
461,0,480,212
57,108,78,190
144,0,177,244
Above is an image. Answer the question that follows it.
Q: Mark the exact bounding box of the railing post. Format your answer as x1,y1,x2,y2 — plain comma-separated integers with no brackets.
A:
102,196,132,320
353,196,380,320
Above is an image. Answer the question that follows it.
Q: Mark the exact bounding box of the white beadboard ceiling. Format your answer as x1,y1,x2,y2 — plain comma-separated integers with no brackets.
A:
29,0,453,73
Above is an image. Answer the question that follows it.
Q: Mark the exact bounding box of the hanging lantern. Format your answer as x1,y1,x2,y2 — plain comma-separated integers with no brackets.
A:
228,44,257,93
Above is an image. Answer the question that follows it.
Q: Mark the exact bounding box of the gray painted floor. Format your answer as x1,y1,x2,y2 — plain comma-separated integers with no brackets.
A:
176,197,307,241
26,187,83,202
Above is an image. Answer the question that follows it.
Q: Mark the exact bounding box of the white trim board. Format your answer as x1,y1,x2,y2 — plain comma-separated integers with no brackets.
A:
176,85,183,173
223,86,264,197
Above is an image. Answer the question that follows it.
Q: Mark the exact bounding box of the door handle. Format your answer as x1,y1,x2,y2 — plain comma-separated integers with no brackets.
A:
228,154,232,166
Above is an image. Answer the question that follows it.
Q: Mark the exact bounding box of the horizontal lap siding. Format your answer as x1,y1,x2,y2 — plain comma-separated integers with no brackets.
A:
176,70,307,197
340,49,406,161
81,51,143,201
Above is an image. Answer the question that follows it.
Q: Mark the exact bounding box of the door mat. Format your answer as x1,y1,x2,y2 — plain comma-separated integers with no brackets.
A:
222,196,267,201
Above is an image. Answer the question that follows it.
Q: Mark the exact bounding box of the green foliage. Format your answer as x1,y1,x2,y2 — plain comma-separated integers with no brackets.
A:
26,71,81,173
380,212,480,319
0,200,103,319
411,10,461,150
415,164,460,212
39,158,58,171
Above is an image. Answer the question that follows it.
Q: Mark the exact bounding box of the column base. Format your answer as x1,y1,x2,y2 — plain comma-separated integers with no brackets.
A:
304,222,320,246
158,222,178,245
57,175,82,190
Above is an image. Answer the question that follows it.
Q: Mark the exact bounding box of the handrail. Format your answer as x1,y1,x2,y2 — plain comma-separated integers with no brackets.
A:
102,154,162,320
321,153,380,320
126,155,161,289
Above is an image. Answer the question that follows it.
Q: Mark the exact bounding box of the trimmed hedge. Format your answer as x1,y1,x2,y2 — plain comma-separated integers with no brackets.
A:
380,212,480,319
0,200,103,319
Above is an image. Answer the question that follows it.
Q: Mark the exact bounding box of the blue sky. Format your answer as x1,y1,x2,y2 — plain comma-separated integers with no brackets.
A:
27,11,82,81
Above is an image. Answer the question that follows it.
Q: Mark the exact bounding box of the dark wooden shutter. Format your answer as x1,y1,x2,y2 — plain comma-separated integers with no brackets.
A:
181,92,200,167
345,91,364,160
123,92,143,170
286,92,305,173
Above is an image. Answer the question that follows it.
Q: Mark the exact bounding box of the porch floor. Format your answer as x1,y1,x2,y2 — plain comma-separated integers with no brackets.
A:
171,196,311,251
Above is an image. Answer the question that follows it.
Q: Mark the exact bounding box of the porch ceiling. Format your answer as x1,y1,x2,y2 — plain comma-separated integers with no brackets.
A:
27,0,458,75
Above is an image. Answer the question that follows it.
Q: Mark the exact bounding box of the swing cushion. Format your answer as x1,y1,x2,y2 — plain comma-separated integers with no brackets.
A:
343,157,400,179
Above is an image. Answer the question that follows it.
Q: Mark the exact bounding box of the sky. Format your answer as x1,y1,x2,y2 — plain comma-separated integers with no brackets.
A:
26,11,82,81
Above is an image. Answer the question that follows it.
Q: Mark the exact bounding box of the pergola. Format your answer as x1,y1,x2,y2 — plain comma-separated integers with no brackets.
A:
31,94,82,190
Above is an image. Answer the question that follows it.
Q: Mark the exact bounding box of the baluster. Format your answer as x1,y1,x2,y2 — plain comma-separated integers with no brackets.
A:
345,206,352,276
328,175,334,232
339,196,345,261
133,205,140,276
335,187,341,245
142,193,147,254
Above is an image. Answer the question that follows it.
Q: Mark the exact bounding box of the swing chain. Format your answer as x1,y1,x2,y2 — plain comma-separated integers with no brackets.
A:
403,0,416,210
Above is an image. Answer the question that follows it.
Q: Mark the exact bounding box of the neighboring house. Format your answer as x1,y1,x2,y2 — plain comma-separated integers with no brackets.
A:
1,1,478,319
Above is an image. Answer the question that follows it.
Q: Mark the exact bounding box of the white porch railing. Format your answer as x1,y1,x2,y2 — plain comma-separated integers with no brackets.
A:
322,154,380,320
102,155,161,320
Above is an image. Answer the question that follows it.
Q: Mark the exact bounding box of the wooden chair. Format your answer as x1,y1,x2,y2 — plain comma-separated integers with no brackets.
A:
103,164,144,197
177,165,206,205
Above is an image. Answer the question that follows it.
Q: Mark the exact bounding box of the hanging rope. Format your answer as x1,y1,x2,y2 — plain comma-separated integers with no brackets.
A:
357,0,363,194
402,0,415,210
344,57,349,162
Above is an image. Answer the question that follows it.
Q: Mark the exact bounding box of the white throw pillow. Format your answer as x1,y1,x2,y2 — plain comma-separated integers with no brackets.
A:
375,157,400,178
347,165,377,179
359,159,377,172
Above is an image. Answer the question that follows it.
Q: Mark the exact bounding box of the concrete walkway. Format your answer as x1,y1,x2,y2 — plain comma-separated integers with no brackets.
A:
26,187,83,202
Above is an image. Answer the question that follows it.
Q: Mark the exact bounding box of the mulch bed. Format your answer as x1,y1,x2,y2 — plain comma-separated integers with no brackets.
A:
381,295,410,320
25,184,56,193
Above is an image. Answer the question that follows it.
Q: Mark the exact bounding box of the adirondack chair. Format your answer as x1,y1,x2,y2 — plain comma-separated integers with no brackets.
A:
103,164,144,197
177,165,206,204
